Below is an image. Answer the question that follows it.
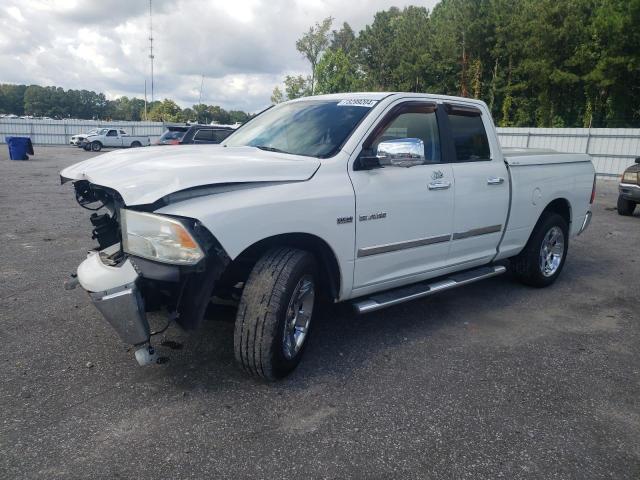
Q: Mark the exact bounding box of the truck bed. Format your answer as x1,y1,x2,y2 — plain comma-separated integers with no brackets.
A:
502,147,591,166
495,147,595,260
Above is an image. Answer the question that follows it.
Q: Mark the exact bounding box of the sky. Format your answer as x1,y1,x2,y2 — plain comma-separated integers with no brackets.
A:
0,0,439,113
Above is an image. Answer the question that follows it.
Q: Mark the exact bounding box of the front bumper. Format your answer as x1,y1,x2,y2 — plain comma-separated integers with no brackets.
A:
89,284,148,345
619,183,640,201
77,248,149,345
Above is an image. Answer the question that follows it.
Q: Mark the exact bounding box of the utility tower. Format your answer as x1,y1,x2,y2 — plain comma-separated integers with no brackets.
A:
148,0,155,104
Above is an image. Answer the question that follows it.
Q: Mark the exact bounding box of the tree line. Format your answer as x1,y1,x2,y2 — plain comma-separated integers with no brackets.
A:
0,84,251,124
273,0,640,128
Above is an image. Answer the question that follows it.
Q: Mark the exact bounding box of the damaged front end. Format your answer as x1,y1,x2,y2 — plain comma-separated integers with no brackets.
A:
66,180,229,365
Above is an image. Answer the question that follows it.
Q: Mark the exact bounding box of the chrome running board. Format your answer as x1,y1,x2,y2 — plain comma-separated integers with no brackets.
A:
352,265,507,314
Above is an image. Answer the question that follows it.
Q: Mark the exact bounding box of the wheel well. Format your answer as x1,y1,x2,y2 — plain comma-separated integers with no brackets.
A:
542,198,571,226
220,233,341,300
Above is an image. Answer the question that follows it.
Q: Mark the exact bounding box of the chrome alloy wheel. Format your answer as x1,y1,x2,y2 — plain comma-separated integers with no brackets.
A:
539,226,565,277
282,275,315,360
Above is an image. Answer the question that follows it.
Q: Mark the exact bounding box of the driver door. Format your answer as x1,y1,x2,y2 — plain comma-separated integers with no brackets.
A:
349,101,455,293
104,129,119,147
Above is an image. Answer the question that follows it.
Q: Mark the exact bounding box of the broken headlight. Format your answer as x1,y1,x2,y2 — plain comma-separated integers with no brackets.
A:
121,210,205,265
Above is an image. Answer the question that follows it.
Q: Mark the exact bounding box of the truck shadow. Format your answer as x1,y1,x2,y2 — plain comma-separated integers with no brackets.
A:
157,271,544,391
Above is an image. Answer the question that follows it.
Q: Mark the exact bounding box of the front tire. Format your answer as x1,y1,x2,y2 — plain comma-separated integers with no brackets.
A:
617,195,636,216
234,247,317,380
90,141,102,152
512,212,569,287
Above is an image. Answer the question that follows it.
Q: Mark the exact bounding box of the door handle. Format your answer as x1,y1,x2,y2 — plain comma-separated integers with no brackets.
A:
428,180,451,190
487,177,505,185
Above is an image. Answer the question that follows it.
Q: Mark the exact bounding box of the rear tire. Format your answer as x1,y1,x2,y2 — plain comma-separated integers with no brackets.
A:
90,141,102,152
617,195,636,216
131,141,142,148
512,212,569,288
234,247,317,381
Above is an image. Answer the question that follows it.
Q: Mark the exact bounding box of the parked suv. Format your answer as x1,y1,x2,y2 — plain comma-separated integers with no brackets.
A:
155,125,189,145
156,124,234,145
183,125,234,144
617,158,640,216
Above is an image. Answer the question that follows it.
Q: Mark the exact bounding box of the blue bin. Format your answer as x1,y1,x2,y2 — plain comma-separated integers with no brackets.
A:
5,136,34,160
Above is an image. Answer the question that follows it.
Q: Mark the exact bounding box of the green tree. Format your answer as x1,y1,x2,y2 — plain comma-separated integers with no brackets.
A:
330,22,356,54
192,103,209,123
353,7,403,90
149,99,184,122
0,84,27,115
207,105,231,124
284,75,311,100
228,110,250,123
296,16,333,94
271,86,285,104
315,48,359,94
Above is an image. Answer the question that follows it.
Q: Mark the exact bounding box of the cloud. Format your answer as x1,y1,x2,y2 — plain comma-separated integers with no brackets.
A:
0,0,438,112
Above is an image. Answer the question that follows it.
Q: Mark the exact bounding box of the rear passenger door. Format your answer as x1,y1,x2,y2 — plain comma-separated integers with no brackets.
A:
443,103,509,266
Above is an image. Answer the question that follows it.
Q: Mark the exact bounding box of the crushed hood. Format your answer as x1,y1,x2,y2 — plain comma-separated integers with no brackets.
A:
60,145,321,205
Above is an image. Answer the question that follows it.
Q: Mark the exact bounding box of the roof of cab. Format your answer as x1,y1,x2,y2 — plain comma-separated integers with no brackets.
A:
288,92,488,108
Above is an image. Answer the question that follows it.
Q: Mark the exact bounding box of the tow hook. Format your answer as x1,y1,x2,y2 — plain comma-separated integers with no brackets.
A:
64,273,79,291
134,344,158,366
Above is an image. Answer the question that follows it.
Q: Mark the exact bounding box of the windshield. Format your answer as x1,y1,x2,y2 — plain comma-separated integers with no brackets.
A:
223,100,376,157
97,128,108,135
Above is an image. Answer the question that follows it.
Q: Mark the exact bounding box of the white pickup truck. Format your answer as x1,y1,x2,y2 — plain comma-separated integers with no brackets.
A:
81,128,151,151
61,93,595,380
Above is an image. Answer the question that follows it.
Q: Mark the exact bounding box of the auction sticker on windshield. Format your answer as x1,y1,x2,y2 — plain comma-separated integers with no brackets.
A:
337,99,378,107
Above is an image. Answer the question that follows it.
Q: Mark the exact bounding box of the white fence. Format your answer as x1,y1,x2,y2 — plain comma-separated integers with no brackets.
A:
497,127,640,176
0,118,165,145
1,119,638,175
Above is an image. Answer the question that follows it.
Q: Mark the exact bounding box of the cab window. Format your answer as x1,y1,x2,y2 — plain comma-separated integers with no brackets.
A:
107,130,117,137
446,106,490,161
369,103,441,164
212,130,232,142
194,129,214,141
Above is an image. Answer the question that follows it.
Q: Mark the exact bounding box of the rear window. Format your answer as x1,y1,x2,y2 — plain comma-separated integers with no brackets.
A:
448,113,490,161
159,130,187,142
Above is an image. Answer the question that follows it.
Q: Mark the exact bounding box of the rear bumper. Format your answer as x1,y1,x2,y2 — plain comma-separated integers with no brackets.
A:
619,183,640,201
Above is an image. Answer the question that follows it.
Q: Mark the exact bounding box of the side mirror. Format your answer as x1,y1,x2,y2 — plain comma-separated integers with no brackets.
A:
356,138,426,170
377,138,425,168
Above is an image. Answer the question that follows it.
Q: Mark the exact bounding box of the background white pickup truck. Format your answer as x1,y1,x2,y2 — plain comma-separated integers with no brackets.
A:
82,128,150,151
61,92,596,380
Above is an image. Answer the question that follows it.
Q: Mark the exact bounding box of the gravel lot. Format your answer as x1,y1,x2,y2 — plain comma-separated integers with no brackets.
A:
1,146,639,479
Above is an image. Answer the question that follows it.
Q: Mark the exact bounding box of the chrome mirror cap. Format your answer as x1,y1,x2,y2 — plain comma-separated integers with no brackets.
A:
376,138,425,168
